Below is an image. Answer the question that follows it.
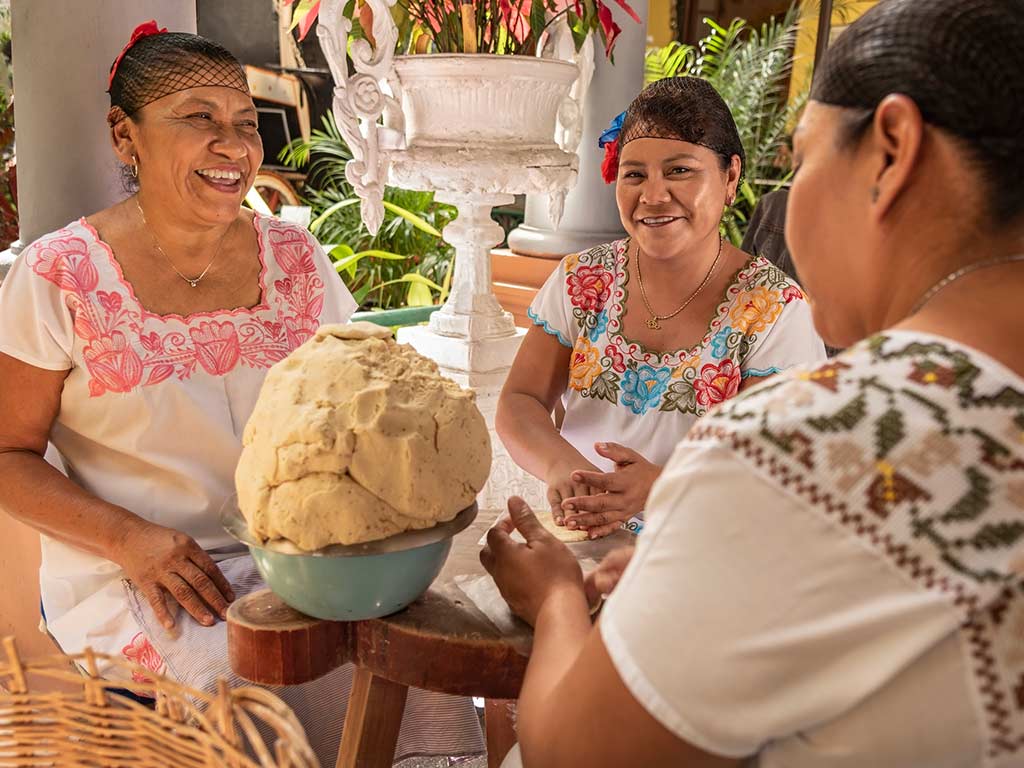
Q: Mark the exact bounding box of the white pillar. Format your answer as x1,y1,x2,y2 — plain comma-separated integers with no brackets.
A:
2,0,196,280
507,0,649,258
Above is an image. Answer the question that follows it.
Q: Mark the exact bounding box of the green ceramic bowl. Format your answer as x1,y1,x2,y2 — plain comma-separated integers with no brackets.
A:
222,502,477,621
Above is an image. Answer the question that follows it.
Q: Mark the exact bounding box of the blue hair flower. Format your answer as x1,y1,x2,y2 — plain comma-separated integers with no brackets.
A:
598,111,626,149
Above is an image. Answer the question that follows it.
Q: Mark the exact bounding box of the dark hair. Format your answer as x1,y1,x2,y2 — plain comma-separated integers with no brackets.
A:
621,77,745,178
108,31,246,121
812,0,1024,224
108,32,248,193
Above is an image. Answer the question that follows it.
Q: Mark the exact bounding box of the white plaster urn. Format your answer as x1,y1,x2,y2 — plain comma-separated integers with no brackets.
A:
318,0,593,508
393,54,578,149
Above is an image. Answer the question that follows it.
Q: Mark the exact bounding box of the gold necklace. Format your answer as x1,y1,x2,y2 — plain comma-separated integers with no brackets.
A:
636,236,724,331
135,197,231,288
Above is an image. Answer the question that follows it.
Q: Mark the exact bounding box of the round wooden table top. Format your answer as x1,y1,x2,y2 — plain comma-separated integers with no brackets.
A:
227,507,632,699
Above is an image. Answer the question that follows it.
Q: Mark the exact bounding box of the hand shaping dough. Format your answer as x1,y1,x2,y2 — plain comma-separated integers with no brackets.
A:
236,322,491,549
538,510,590,542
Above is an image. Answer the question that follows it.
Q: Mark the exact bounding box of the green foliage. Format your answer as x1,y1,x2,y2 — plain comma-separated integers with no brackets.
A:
280,113,456,310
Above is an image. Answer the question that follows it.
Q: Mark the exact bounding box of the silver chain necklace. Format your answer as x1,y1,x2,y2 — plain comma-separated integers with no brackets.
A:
135,197,230,288
909,253,1024,316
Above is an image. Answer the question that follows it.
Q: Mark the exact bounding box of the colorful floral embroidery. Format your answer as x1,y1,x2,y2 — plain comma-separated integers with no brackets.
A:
730,286,783,335
782,285,804,303
710,325,733,360
605,343,626,374
531,240,809,417
121,631,165,684
27,218,327,397
567,264,613,312
687,334,1024,762
569,338,603,392
622,364,673,415
693,359,741,407
588,310,609,343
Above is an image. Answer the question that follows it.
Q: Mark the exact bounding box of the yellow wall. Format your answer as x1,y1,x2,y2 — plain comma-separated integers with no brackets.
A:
789,1,878,103
648,0,674,47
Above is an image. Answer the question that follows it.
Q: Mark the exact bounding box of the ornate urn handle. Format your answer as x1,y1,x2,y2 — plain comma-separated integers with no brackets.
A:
317,0,403,235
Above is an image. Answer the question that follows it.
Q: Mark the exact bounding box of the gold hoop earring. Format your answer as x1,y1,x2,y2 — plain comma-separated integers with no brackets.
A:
131,155,139,179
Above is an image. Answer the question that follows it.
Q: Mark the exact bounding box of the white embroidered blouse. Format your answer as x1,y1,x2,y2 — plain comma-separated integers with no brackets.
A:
0,214,356,660
601,332,1024,767
528,238,826,471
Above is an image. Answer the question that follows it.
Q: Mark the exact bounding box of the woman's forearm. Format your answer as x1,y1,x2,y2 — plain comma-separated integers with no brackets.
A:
0,449,144,561
496,391,589,479
517,587,593,752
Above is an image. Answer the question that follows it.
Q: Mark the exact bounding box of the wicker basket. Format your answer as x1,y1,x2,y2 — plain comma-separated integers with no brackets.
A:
0,636,318,767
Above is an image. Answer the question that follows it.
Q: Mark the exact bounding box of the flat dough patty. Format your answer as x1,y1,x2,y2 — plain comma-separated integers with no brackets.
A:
539,510,590,542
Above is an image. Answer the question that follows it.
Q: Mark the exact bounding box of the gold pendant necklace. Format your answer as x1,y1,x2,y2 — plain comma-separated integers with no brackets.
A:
637,236,724,331
135,197,230,288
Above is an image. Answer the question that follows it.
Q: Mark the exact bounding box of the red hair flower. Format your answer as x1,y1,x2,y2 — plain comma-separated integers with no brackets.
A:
108,20,168,90
601,137,620,184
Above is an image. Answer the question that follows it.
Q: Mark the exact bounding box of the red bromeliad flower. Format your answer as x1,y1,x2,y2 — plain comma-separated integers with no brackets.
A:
596,2,621,57
285,0,639,58
285,0,323,41
498,0,532,44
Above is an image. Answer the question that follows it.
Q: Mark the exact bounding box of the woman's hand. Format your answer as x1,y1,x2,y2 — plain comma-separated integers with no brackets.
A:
544,453,601,526
562,443,662,537
112,519,235,630
584,546,635,608
480,497,585,627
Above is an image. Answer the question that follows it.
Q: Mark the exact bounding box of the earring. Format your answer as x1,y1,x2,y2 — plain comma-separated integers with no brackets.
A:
870,186,879,203
131,155,139,179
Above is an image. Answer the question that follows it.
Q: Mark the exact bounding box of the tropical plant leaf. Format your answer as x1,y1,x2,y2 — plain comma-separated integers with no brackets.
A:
282,114,455,310
406,280,435,307
332,248,408,274
382,201,443,237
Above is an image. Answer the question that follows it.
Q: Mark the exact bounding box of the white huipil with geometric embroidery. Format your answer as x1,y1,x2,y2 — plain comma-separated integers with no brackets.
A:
0,214,356,671
601,332,1024,768
528,238,826,471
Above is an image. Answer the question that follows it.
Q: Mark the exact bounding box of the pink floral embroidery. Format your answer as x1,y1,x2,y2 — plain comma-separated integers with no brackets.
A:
121,631,164,684
269,227,317,274
82,331,144,396
190,320,241,376
28,220,328,396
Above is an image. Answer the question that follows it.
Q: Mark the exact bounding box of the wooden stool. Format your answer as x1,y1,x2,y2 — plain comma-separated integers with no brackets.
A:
228,509,632,768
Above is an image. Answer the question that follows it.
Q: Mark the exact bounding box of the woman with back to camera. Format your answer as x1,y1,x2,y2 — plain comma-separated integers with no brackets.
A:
483,0,1024,765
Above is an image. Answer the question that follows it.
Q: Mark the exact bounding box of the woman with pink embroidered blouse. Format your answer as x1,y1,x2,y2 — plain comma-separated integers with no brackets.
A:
0,24,484,764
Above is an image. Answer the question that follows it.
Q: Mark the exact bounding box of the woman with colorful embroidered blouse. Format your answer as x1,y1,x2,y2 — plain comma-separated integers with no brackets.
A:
482,1,1024,766
0,25,483,764
497,78,825,538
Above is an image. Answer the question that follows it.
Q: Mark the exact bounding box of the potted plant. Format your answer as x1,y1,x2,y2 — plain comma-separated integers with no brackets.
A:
280,0,641,233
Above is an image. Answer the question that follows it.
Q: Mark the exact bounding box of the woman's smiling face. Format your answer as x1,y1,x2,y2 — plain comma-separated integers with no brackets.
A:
615,137,740,260
128,84,262,226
